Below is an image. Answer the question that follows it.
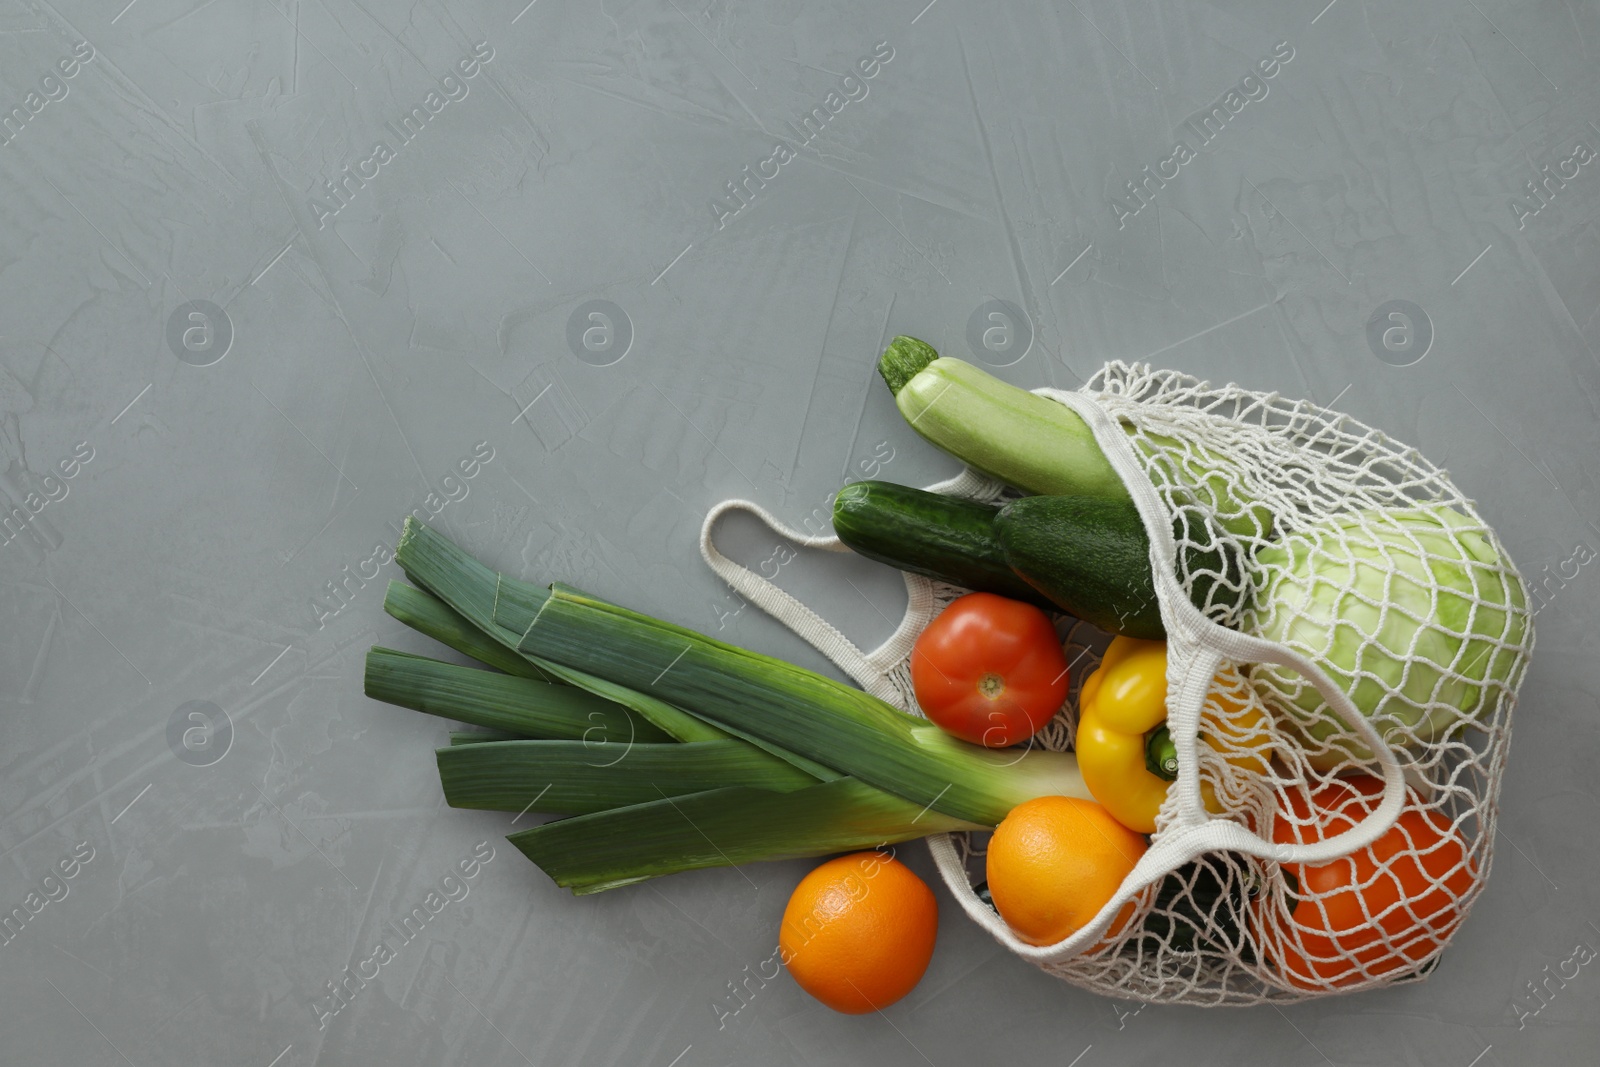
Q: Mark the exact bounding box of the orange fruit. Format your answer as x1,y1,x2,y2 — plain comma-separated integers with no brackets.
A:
986,795,1147,946
778,851,938,1014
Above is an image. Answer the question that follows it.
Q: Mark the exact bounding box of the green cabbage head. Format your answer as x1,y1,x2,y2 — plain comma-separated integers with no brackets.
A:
1245,504,1531,771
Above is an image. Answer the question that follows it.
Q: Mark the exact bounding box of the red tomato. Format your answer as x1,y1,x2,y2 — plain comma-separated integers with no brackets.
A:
1255,776,1477,989
909,593,1069,747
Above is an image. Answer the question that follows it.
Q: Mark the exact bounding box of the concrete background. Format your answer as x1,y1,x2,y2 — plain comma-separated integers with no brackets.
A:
1,0,1598,1063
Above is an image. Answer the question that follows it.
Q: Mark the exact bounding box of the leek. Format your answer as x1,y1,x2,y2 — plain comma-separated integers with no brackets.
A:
509,779,981,894
495,578,840,780
389,534,827,775
381,578,555,681
530,656,730,745
382,557,845,782
364,646,669,744
436,739,814,815
381,580,723,746
450,729,520,745
395,518,1088,827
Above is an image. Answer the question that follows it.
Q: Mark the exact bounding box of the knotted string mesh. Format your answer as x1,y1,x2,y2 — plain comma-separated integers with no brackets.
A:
906,363,1534,1003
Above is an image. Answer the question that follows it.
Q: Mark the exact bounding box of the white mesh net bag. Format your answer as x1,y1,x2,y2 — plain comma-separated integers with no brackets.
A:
700,360,1533,1005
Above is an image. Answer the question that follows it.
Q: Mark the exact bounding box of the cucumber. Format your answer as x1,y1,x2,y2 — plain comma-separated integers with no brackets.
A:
996,495,1165,639
831,481,1058,611
994,496,1246,639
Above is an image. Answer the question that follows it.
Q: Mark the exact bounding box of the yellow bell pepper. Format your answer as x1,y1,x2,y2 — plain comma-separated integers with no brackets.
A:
1076,636,1274,833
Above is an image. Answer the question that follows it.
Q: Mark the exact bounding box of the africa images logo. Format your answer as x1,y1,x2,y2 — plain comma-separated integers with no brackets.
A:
1507,138,1597,230
1109,40,1295,229
709,41,895,229
307,42,495,230
309,842,496,1029
0,841,95,950
0,42,95,150
0,441,93,551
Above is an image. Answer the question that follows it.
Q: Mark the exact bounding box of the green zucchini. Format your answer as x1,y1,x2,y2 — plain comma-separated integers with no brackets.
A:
880,339,1127,501
878,338,1272,539
831,481,1057,610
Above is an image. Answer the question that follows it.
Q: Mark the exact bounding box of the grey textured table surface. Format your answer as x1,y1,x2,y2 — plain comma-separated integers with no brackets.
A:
3,1,1598,1064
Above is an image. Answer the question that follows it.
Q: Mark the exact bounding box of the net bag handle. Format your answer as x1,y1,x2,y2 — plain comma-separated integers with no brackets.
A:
699,497,892,700
700,500,916,704
698,471,998,695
